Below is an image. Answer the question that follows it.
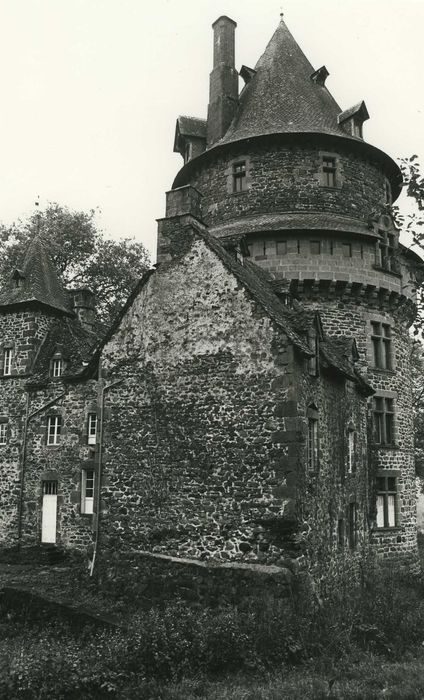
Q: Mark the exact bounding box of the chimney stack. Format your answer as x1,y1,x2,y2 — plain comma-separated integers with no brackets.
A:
207,16,238,147
71,288,96,332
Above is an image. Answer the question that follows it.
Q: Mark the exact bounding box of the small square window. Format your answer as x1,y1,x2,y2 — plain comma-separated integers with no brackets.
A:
310,241,321,255
47,416,62,445
276,240,287,255
0,423,7,445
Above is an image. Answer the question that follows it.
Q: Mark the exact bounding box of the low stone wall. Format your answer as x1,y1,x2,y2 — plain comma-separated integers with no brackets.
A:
95,550,294,607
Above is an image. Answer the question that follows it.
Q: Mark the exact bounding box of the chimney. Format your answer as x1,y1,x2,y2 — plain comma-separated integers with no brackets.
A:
71,288,96,331
207,16,238,147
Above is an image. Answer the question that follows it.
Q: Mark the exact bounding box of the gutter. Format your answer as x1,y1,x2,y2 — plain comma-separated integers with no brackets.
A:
89,373,124,577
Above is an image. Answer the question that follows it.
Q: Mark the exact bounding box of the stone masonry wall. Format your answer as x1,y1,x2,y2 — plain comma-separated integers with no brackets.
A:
180,139,389,230
20,379,98,551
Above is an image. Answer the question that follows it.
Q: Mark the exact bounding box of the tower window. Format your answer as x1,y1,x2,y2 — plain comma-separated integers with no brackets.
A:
47,415,62,445
376,475,397,528
0,423,7,445
347,428,356,473
373,396,395,445
232,161,247,192
342,243,352,258
322,156,336,187
377,231,398,272
3,348,12,376
310,240,321,254
371,322,392,370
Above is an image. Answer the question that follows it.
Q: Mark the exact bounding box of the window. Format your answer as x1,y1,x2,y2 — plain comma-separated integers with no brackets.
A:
348,502,358,549
87,413,97,445
310,240,321,255
3,348,12,376
184,142,192,164
81,469,95,515
232,161,247,192
0,423,7,445
47,416,62,445
276,240,287,255
342,243,352,258
371,322,392,370
373,396,395,445
348,428,355,473
307,406,319,471
352,121,362,138
52,358,63,378
322,156,336,187
377,230,398,272
376,475,397,528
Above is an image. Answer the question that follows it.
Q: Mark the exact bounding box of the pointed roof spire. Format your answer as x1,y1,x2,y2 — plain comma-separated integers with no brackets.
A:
0,234,72,314
219,16,360,145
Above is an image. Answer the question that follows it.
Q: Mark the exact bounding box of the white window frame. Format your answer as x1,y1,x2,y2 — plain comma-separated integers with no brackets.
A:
47,416,62,445
87,413,97,445
0,423,7,445
81,469,95,515
3,348,12,376
52,358,63,377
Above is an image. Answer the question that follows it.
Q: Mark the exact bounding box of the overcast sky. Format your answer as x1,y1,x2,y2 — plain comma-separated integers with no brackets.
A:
0,0,422,261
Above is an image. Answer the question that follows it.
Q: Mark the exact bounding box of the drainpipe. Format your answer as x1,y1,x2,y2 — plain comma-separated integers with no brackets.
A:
17,390,67,548
89,373,123,577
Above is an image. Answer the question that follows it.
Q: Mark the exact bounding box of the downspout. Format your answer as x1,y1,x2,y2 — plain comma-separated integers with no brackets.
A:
89,372,123,577
17,390,67,548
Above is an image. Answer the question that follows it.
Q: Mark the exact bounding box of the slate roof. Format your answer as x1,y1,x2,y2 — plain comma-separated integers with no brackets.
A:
177,116,207,139
0,236,72,314
219,17,360,146
27,317,98,387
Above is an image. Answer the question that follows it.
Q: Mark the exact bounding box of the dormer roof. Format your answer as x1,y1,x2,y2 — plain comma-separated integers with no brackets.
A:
219,17,362,146
173,116,207,154
0,236,72,315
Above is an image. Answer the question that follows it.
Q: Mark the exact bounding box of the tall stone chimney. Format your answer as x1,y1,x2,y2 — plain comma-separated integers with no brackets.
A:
207,16,238,147
71,288,96,332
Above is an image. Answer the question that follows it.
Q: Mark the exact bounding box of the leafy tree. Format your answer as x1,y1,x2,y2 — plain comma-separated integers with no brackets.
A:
0,202,150,327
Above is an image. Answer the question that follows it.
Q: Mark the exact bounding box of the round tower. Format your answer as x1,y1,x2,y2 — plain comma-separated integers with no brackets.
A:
166,16,423,567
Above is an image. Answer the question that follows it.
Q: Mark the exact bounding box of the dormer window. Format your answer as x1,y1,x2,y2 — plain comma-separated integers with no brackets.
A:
384,179,392,205
3,349,12,376
184,142,192,164
338,101,369,140
51,358,63,378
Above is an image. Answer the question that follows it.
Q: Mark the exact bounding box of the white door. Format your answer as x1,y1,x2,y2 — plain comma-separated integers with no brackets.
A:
41,481,57,543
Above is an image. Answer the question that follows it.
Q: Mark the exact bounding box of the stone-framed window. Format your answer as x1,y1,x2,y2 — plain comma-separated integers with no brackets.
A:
318,151,343,189
310,240,321,255
342,243,352,258
87,413,97,445
81,469,95,515
371,321,392,370
0,421,7,446
376,472,398,528
3,348,12,376
226,156,251,194
307,404,319,472
47,415,62,446
276,240,287,255
307,329,319,377
372,396,395,445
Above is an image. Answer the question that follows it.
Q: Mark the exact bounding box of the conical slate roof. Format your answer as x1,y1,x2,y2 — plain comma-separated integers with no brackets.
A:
0,236,72,314
220,17,357,145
